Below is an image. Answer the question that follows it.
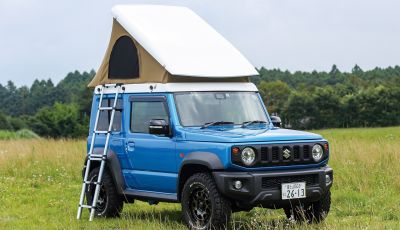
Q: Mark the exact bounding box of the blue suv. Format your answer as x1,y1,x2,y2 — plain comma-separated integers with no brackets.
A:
82,82,333,229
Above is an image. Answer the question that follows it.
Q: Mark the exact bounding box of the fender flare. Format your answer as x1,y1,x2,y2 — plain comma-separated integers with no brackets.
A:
82,148,126,194
177,152,224,199
179,152,224,171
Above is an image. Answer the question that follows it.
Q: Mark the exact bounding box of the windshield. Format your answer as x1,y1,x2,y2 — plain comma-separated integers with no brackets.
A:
174,92,269,127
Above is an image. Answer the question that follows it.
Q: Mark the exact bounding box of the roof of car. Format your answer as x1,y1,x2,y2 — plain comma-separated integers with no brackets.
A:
95,82,258,94
111,4,258,78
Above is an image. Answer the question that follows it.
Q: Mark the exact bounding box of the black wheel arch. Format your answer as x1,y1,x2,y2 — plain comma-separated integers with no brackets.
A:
177,152,224,201
82,148,126,194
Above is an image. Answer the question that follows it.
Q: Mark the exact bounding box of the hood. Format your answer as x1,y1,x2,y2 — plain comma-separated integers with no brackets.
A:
182,127,323,143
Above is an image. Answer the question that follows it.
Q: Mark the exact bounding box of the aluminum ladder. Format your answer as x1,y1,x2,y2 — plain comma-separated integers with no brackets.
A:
77,83,124,221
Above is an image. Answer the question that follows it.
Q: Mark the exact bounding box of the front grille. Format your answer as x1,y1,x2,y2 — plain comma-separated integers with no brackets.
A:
258,144,317,166
231,142,328,167
261,174,319,190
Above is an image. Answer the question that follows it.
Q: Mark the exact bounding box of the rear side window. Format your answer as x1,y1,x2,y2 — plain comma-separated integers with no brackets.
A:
130,101,169,133
97,98,122,132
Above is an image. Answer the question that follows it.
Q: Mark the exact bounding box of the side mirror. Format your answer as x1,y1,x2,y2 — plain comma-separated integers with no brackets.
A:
149,119,169,136
270,116,282,128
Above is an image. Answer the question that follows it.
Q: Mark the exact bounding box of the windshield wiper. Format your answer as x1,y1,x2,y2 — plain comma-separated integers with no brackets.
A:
241,120,267,128
201,121,234,129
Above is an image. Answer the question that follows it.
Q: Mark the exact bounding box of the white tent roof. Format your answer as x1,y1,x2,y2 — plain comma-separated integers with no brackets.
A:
112,4,258,78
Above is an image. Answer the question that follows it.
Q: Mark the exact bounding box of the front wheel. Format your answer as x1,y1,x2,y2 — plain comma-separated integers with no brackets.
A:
284,190,331,223
181,173,231,229
86,167,123,218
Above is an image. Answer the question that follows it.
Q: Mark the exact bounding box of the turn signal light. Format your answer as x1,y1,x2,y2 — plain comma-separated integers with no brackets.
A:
324,143,329,152
232,147,240,155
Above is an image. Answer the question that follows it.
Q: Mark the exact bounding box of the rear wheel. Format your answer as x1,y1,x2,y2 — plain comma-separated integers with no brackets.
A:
284,190,331,223
181,173,231,229
86,167,123,218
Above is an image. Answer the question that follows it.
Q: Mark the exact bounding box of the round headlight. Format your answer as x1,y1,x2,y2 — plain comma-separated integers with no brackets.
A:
312,144,323,162
241,147,256,166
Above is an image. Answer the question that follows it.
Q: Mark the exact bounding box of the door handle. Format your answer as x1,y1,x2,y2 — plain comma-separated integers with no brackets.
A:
126,140,135,152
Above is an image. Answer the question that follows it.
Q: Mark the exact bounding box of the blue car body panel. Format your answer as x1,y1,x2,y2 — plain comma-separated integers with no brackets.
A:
181,127,322,143
87,92,328,196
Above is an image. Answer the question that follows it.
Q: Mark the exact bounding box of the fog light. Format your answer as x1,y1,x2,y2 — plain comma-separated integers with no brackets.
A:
326,175,331,185
233,180,242,190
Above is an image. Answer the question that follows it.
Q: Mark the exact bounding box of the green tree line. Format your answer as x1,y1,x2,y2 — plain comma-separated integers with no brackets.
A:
0,70,93,137
254,65,400,129
0,65,399,138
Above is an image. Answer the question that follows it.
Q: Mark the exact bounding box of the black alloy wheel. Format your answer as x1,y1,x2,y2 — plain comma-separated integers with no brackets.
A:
85,167,123,218
182,173,231,230
86,173,108,215
189,183,212,226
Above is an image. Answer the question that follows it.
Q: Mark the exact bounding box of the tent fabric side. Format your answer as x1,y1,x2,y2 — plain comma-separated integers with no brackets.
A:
88,19,170,87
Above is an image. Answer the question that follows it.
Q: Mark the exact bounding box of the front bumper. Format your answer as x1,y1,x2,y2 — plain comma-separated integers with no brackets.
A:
213,166,333,208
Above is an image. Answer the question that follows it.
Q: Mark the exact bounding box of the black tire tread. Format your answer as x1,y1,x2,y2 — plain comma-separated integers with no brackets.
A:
182,173,231,229
86,167,123,218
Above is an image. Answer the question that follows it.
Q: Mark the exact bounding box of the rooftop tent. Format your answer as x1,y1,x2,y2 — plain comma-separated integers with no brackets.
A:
88,5,258,87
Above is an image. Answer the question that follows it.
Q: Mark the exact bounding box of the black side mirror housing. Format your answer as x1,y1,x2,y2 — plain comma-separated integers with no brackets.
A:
149,119,169,136
270,116,282,128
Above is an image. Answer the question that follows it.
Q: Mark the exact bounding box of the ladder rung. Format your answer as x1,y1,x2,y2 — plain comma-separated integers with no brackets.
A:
94,130,109,134
83,181,102,185
99,106,114,111
80,204,95,209
89,153,106,158
88,156,105,161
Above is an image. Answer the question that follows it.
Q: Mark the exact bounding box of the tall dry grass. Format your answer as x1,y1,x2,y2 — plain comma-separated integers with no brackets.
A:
0,139,84,179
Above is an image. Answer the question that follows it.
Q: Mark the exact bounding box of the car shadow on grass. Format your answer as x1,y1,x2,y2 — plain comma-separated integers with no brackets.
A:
230,217,299,230
121,208,184,225
121,206,302,230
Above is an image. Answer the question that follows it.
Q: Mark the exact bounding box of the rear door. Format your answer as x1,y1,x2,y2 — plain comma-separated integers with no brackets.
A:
123,95,177,193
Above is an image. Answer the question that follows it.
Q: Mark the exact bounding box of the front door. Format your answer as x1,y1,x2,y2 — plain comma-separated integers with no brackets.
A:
124,95,177,194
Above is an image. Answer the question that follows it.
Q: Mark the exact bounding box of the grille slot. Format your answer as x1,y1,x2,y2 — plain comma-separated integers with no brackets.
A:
303,145,310,159
261,147,268,161
293,146,300,160
272,147,279,161
262,174,319,189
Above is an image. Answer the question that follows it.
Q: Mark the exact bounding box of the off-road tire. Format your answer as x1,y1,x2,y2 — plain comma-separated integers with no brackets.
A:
181,173,231,229
284,190,331,223
86,167,123,218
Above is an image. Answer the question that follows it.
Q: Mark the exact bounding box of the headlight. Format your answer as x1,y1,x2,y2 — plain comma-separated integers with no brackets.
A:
241,147,256,166
312,144,323,162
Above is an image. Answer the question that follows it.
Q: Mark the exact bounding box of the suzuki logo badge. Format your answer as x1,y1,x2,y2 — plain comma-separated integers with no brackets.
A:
283,148,291,159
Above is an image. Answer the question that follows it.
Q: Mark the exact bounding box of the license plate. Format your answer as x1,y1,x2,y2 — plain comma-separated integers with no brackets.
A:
281,182,306,200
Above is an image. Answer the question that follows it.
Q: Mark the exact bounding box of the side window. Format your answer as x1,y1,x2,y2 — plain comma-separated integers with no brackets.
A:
97,98,122,132
130,101,169,133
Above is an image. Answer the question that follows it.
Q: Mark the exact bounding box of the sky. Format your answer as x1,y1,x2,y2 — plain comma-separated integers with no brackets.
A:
1,0,400,86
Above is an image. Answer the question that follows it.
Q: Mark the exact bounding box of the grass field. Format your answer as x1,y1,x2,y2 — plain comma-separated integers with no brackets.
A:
0,127,399,229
